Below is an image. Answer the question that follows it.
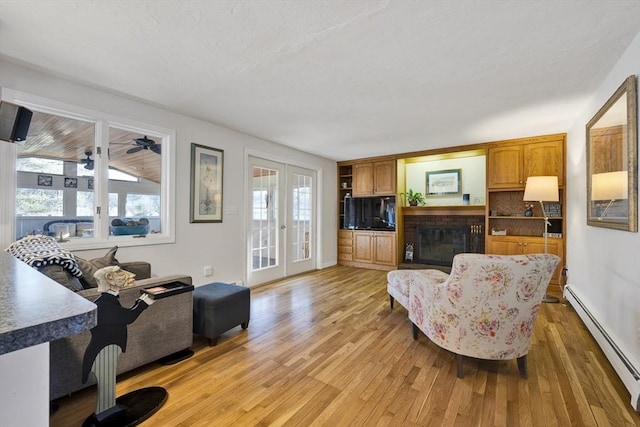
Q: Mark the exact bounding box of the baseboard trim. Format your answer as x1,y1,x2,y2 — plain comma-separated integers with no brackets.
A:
564,285,640,411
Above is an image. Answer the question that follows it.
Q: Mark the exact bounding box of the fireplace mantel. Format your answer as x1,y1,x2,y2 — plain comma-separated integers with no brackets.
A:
402,205,485,216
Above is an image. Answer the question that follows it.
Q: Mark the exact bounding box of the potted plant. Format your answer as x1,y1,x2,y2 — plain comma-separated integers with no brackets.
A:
401,189,425,206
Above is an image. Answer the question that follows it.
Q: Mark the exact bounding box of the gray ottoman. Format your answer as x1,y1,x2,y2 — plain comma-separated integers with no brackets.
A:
193,282,250,346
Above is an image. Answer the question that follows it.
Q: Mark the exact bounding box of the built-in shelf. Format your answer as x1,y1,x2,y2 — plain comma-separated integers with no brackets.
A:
488,216,563,220
403,205,485,216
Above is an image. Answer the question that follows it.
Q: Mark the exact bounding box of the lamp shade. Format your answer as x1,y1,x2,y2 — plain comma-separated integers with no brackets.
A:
523,176,559,202
591,171,628,201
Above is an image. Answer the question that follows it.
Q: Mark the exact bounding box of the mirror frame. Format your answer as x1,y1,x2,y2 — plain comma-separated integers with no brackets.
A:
586,75,638,232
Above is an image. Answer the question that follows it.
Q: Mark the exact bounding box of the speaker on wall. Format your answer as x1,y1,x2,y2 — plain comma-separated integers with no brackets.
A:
0,101,33,143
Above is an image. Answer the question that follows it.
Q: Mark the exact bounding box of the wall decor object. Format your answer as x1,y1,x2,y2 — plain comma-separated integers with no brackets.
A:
88,178,94,190
426,169,461,196
37,174,52,186
190,143,224,223
64,177,78,188
586,75,637,232
544,203,562,217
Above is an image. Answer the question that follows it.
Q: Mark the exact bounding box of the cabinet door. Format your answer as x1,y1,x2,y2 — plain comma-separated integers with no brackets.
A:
522,238,564,284
524,140,564,187
373,160,396,195
487,146,524,188
373,233,397,266
353,163,374,196
353,232,373,263
487,237,522,255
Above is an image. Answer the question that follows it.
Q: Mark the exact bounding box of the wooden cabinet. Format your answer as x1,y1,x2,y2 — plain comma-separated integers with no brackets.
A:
337,158,397,270
353,160,396,196
488,136,564,189
373,232,397,265
486,235,564,284
353,231,397,266
485,133,567,291
338,230,354,261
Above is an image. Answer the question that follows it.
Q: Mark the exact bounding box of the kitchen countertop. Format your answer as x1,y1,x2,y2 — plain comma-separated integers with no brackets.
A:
0,252,96,356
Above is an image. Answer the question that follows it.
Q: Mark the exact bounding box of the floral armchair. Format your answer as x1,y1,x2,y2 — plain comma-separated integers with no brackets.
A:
409,253,560,378
387,268,450,311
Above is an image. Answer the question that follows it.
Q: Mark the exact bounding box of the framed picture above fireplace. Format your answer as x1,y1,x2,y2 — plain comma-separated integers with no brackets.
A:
426,169,461,196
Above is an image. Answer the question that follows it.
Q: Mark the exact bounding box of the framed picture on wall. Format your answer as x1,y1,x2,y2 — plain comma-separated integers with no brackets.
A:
37,174,52,186
190,143,224,223
64,177,77,188
426,169,461,196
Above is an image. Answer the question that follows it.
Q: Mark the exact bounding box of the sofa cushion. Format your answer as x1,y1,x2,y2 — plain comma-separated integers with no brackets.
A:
76,246,120,289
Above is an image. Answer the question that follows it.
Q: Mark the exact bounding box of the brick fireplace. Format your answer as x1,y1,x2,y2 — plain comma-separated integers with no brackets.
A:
403,214,485,268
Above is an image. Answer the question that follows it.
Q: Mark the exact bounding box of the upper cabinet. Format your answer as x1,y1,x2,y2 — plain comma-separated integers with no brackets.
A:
353,159,396,196
487,135,564,189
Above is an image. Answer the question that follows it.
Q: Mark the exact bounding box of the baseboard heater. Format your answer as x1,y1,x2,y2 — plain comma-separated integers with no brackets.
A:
564,285,640,411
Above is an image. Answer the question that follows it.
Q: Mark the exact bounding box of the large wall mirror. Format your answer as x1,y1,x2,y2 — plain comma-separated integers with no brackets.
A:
586,75,637,232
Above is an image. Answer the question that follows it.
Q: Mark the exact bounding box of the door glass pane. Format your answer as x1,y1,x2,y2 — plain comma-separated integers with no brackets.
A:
108,127,162,235
291,173,312,262
252,166,278,271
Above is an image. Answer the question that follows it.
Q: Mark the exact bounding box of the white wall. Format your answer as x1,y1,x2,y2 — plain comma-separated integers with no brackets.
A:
0,59,338,285
405,155,486,206
566,32,640,376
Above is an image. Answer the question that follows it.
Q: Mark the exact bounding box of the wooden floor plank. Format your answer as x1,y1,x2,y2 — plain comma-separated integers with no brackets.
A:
49,266,640,426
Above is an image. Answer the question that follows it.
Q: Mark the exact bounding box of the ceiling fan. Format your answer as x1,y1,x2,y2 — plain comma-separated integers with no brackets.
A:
80,150,93,170
127,136,161,155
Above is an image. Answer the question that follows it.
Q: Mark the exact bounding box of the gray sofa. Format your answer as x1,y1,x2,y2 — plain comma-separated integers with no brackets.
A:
46,261,194,400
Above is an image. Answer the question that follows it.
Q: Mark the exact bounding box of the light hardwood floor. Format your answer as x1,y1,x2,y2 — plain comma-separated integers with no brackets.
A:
51,265,640,426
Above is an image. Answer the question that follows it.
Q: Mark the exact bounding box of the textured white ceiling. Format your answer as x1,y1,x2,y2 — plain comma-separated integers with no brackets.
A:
1,1,639,161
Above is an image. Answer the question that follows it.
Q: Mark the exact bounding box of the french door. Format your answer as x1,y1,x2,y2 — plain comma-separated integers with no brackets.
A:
247,157,316,286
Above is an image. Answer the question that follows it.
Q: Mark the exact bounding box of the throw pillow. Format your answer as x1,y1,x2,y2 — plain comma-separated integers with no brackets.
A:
76,246,120,289
40,265,84,292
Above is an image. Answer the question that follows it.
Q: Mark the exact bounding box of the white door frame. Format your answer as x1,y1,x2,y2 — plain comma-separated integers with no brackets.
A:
244,150,322,287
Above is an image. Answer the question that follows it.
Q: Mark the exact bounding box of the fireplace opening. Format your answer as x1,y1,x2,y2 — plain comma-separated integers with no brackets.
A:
416,226,469,266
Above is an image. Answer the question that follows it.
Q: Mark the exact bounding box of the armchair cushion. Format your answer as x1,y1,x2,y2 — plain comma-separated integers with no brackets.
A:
387,269,449,310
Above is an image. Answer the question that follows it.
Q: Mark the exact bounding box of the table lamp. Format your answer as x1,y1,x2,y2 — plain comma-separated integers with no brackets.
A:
591,171,628,219
523,176,559,303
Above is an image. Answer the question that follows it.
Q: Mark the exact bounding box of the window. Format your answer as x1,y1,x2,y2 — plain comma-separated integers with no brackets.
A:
126,194,160,217
76,164,139,182
77,192,118,217
17,158,64,174
76,191,93,217
16,188,63,216
3,88,175,248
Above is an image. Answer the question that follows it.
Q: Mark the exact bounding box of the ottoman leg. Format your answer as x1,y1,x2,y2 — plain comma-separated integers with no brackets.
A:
241,321,249,330
208,337,218,347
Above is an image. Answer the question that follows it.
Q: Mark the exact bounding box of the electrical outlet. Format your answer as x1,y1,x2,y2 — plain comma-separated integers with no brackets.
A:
204,266,213,277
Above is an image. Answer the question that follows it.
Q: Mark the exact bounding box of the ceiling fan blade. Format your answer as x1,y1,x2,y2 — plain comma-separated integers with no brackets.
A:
127,146,144,154
150,144,161,154
134,136,156,146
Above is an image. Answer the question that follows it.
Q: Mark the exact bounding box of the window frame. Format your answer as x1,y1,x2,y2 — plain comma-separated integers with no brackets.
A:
1,88,176,250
